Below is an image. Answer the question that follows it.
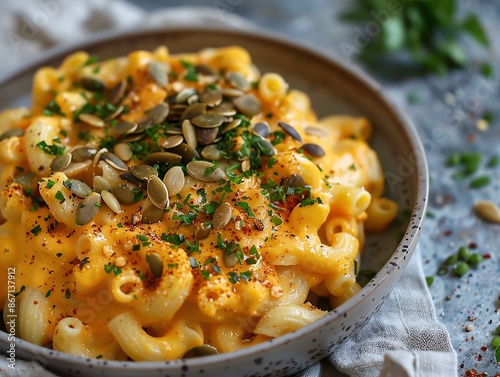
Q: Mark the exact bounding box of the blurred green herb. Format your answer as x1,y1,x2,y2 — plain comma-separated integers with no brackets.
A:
340,0,490,75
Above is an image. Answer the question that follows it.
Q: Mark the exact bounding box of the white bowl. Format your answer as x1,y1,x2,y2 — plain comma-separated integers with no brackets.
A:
0,26,428,377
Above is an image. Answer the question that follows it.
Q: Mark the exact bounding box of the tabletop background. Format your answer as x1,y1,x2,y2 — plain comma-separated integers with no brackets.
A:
2,0,500,376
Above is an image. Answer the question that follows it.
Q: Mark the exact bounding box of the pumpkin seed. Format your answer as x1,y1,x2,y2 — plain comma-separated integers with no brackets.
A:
176,88,198,104
71,146,97,162
93,148,108,167
170,143,200,165
180,103,207,122
78,113,105,128
212,202,232,229
130,165,158,181
224,241,240,268
281,174,305,193
278,121,302,142
105,80,127,105
0,128,24,141
195,226,211,240
93,176,111,193
100,152,128,171
201,145,222,161
114,143,133,162
191,113,225,129
182,119,198,149
183,344,219,358
253,138,275,156
119,172,144,187
208,102,236,116
50,153,72,172
305,126,327,137
142,203,164,224
148,252,163,278
195,64,216,76
186,161,226,182
165,127,183,135
79,77,105,92
147,60,170,87
199,86,222,107
163,166,185,196
196,127,218,146
253,121,271,138
133,120,150,134
161,135,183,149
226,71,250,91
147,176,169,209
113,121,137,136
111,184,139,205
75,192,101,226
221,88,244,97
146,103,169,124
144,151,182,166
233,94,262,117
63,178,93,198
221,118,242,134
105,105,124,121
301,143,325,157
187,95,199,105
100,190,121,213
13,171,35,188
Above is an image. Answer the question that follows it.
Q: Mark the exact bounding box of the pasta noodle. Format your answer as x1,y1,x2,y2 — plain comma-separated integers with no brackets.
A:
0,45,398,361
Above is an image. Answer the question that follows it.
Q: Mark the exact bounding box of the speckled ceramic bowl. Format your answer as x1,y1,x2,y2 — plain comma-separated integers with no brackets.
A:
0,26,428,377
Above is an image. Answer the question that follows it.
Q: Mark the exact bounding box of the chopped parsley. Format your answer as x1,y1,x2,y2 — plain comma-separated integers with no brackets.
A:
55,190,65,203
36,140,65,156
43,99,66,117
30,225,42,236
45,290,52,298
235,202,255,218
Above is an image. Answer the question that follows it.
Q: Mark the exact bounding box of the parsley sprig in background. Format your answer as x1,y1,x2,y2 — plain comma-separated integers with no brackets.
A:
341,0,491,75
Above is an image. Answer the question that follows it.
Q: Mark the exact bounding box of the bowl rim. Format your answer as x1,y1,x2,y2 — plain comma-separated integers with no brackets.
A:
0,24,429,371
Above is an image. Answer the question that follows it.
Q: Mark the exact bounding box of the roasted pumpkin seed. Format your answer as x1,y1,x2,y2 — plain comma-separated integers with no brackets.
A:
79,77,105,92
208,102,236,116
226,71,250,91
63,178,93,198
100,152,128,171
105,80,127,105
253,121,271,138
93,176,112,193
101,190,121,213
148,252,163,278
182,119,198,149
180,103,207,122
146,103,169,124
200,145,222,161
224,241,241,268
176,88,197,104
222,118,242,133
13,171,35,188
113,143,133,162
130,165,158,181
191,113,225,129
163,166,185,196
161,135,184,149
233,93,262,117
144,151,182,166
183,345,219,358
111,184,139,205
305,126,327,137
78,113,105,128
301,143,325,157
186,161,226,182
196,127,218,146
71,146,97,162
199,86,222,107
50,153,72,172
147,176,169,209
147,60,170,87
212,202,232,229
75,192,101,226
278,121,302,142
170,143,200,164
113,121,137,136
142,203,164,223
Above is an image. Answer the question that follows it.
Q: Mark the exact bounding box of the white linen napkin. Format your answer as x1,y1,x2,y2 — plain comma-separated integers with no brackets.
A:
0,2,457,376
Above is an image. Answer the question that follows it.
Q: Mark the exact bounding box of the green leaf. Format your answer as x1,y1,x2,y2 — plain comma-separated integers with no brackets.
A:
461,14,489,47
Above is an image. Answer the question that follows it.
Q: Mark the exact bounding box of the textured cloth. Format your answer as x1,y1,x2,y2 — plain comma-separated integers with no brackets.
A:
0,2,457,376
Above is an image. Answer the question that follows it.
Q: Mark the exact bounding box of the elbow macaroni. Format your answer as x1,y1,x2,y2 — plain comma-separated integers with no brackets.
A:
0,46,398,361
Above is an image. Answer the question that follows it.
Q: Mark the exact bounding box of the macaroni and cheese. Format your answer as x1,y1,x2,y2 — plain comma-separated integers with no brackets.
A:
0,46,398,360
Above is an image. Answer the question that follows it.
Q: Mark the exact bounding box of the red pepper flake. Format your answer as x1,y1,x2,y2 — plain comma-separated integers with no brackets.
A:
482,253,491,259
480,346,487,352
467,133,476,143
469,242,478,249
444,229,453,236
